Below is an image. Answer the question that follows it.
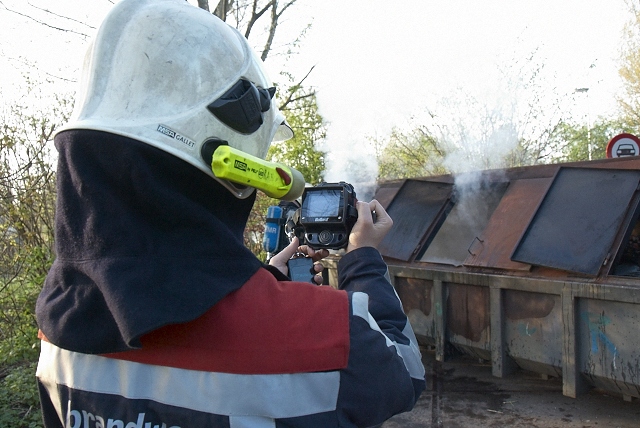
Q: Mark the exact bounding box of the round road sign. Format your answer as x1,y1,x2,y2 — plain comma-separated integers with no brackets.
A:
606,133,640,158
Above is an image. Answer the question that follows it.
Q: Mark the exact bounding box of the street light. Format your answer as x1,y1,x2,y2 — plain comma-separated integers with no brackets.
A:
574,87,591,160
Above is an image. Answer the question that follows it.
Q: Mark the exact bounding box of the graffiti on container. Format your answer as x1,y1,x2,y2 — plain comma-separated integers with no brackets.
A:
517,322,537,336
582,312,619,370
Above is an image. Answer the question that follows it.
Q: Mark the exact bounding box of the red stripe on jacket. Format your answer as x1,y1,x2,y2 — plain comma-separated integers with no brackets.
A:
104,268,351,374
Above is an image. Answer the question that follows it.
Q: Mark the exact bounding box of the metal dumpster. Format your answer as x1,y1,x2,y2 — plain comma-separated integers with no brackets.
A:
327,156,640,401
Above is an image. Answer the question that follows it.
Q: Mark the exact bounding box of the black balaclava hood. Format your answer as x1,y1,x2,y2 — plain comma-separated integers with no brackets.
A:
36,129,263,354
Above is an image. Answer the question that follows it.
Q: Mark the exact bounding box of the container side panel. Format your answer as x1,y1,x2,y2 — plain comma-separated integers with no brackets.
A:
512,168,640,275
394,277,435,345
374,181,403,210
504,290,563,375
378,180,453,261
446,283,490,343
464,178,552,271
578,298,640,398
421,182,508,266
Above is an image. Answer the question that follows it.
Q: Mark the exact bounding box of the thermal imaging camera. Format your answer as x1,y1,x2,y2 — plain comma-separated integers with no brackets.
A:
294,182,358,250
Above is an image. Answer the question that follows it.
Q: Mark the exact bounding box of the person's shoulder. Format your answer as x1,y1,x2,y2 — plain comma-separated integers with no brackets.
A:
121,267,351,374
243,267,348,312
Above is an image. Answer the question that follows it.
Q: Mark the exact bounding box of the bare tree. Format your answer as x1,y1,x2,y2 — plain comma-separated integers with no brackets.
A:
3,0,313,110
208,0,310,109
196,1,298,60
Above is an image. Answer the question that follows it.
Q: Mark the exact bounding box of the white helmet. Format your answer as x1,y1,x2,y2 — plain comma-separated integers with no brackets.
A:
60,0,293,198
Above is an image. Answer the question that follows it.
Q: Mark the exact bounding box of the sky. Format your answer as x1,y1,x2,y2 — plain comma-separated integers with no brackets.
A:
0,0,634,198
298,0,630,110
290,0,632,192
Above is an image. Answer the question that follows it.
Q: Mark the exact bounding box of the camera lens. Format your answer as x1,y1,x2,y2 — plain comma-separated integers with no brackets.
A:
318,230,333,245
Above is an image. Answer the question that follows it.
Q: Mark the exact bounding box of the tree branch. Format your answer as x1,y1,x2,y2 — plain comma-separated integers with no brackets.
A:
0,1,91,38
278,64,315,110
26,1,96,29
258,0,297,61
198,0,210,13
244,0,274,39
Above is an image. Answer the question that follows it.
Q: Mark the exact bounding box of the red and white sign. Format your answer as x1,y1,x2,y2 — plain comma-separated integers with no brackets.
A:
606,133,640,158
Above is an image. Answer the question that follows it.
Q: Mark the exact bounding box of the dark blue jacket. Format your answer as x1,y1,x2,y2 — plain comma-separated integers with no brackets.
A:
37,248,425,427
36,131,425,427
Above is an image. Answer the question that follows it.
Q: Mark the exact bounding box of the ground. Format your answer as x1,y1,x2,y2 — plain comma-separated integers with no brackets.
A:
383,347,640,428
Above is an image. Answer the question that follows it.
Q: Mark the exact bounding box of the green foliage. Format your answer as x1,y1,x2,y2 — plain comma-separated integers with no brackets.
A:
0,252,47,428
619,2,640,124
375,125,449,181
0,362,42,428
244,79,327,259
0,74,70,428
554,118,640,162
270,73,327,186
0,327,40,368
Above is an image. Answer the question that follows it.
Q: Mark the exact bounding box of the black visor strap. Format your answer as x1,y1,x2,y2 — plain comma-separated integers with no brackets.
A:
207,79,276,134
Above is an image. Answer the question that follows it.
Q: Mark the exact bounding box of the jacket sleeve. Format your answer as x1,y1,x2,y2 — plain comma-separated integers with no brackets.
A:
335,247,426,427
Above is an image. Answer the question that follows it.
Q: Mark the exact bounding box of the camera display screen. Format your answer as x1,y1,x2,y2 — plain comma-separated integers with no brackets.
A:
302,189,341,218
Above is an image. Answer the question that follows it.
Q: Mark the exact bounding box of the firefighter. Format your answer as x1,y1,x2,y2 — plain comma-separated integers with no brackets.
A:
35,1,425,426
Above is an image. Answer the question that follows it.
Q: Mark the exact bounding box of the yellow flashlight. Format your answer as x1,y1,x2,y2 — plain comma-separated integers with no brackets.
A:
208,145,305,201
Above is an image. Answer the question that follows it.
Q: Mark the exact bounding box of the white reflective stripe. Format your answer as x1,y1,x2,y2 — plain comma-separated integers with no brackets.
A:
384,267,392,284
351,292,425,379
230,415,276,428
399,321,426,379
352,292,394,348
36,350,64,422
37,341,340,419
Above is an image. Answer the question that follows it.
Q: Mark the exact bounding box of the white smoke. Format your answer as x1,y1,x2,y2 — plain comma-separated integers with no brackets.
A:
322,141,379,202
442,121,520,177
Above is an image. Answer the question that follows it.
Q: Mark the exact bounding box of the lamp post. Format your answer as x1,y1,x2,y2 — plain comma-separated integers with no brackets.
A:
575,87,591,160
